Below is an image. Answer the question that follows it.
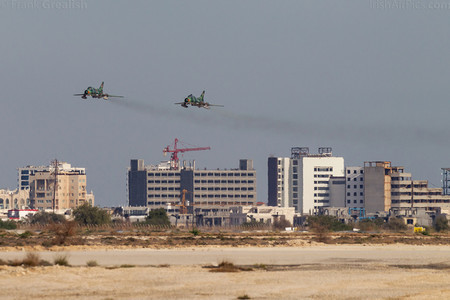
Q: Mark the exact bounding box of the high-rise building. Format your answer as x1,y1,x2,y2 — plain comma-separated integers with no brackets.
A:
268,147,344,214
267,157,290,208
128,159,257,210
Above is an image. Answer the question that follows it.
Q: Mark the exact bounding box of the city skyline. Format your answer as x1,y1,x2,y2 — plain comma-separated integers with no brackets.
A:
1,1,450,207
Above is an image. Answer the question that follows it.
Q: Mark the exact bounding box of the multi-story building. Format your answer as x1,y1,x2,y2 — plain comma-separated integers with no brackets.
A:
364,161,450,214
128,159,257,210
0,189,30,210
345,166,365,208
268,147,345,215
267,157,290,208
18,162,86,191
28,162,94,211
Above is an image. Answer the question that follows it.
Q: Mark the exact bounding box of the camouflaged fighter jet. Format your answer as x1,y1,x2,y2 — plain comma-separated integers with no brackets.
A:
74,82,123,100
175,91,223,109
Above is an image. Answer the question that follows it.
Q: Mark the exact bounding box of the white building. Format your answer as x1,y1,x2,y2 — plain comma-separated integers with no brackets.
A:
268,147,344,215
267,157,291,208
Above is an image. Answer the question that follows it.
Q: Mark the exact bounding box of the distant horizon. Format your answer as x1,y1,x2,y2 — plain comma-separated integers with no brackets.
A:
1,1,449,207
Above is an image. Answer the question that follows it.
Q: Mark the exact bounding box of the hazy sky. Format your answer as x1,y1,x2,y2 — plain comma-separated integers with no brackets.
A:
1,0,450,207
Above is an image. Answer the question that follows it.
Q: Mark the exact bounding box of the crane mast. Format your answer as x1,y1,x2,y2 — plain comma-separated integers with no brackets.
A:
163,138,210,170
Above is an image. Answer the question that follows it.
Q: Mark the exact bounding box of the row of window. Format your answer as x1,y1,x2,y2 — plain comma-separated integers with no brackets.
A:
195,187,254,191
392,199,450,203
194,172,255,177
347,177,363,181
347,169,364,174
148,194,254,199
347,185,364,189
148,187,180,191
347,199,364,204
314,181,329,184
194,180,254,184
314,167,333,172
314,193,329,197
148,180,180,184
148,201,255,206
314,187,329,191
347,192,364,196
314,200,329,203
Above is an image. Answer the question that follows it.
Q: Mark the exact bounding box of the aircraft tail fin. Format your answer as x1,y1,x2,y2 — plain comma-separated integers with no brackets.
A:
200,90,205,101
99,81,104,91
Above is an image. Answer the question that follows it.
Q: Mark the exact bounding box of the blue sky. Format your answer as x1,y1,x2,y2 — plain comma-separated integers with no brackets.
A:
1,0,450,206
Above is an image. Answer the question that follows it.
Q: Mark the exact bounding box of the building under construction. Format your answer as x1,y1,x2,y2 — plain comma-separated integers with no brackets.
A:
128,158,256,210
128,139,257,211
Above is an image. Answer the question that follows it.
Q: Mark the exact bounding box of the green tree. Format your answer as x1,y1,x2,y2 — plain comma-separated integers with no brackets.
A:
272,218,292,231
145,208,170,226
0,219,17,229
27,211,66,225
73,203,111,225
308,215,353,232
384,217,407,231
434,215,449,232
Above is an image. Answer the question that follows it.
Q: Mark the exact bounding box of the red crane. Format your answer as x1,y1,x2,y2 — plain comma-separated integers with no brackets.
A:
163,138,210,170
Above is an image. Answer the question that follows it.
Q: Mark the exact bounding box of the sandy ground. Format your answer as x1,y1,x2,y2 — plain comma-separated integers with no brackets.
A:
1,245,450,299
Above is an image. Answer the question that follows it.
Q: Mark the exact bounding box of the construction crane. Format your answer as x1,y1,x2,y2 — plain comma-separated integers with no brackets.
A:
163,138,210,170
177,189,193,214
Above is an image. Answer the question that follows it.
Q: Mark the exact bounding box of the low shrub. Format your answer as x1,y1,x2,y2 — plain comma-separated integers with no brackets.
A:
54,254,70,266
86,260,98,267
0,220,17,230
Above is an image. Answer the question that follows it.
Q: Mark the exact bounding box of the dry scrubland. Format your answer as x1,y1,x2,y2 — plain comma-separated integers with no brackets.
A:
1,227,450,299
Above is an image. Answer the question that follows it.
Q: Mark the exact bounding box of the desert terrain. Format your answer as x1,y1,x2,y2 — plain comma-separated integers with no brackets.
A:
1,230,450,299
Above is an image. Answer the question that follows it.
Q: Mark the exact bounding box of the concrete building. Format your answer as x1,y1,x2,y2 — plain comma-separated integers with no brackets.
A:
269,147,344,215
128,159,257,210
364,161,392,214
345,166,365,208
329,176,346,207
0,189,30,210
267,157,290,208
364,161,450,214
28,162,94,211
18,162,86,191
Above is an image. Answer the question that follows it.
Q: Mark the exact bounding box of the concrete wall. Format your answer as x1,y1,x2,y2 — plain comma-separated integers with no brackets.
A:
364,165,391,214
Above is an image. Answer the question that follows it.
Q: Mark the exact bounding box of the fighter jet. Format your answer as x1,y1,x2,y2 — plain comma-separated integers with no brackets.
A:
175,91,223,109
74,82,123,100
